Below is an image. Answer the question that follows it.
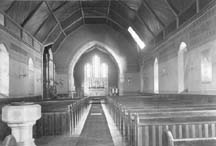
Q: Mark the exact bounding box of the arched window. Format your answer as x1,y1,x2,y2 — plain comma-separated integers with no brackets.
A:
154,58,159,93
28,58,34,95
0,44,9,96
178,42,187,93
84,55,109,96
43,45,55,98
48,49,54,86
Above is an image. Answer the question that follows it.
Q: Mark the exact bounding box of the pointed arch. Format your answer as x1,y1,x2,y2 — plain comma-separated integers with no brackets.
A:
0,43,9,96
43,45,55,98
178,42,187,93
154,57,159,93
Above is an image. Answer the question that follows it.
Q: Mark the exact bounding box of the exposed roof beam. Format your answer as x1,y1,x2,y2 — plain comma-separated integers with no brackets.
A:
85,16,106,19
45,1,66,36
142,0,166,28
5,1,16,13
106,0,111,23
52,1,68,12
21,2,43,27
33,15,49,36
80,1,85,24
118,1,155,37
43,23,58,44
61,8,81,24
63,17,83,31
164,0,179,28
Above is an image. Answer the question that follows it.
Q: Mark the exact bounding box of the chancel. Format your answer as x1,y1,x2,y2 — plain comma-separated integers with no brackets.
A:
1,0,216,146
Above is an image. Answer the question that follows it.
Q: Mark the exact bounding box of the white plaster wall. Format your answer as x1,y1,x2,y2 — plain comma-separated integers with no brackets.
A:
0,27,42,98
142,4,216,94
123,72,141,94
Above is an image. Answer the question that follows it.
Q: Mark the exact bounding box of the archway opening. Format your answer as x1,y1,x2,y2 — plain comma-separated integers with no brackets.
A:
68,41,125,97
154,58,159,93
73,48,118,97
0,44,9,96
178,42,187,93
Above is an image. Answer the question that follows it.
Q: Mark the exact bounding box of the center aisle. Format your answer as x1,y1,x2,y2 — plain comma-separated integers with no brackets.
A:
76,103,114,146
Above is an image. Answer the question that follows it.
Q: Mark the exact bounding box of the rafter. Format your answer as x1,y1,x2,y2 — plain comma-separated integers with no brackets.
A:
164,0,179,28
107,17,125,30
80,1,85,24
45,1,66,36
52,1,68,12
43,23,58,44
142,0,166,28
21,2,43,27
106,0,111,23
5,1,16,13
117,1,156,37
33,15,50,36
63,17,83,31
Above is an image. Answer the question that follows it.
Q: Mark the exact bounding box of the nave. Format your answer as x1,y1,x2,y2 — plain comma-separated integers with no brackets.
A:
34,98,127,146
2,94,216,146
1,0,216,146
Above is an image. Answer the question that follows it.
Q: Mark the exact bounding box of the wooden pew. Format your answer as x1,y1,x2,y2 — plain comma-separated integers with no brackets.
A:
163,130,216,146
0,97,89,140
106,95,216,146
34,98,89,138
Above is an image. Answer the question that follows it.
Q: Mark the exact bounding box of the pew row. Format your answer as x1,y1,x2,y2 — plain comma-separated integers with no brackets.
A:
164,130,216,146
106,95,216,146
33,98,89,138
0,97,89,140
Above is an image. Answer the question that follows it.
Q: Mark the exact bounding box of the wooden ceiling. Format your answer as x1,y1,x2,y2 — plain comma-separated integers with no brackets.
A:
0,0,214,52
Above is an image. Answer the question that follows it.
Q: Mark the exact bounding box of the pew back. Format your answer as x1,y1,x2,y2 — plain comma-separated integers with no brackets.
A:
106,95,216,146
164,130,216,146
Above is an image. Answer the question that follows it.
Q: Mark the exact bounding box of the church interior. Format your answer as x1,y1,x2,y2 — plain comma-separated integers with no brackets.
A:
0,0,216,146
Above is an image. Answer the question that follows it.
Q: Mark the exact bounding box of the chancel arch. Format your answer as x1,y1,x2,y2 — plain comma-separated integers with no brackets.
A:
74,48,118,97
68,41,126,96
0,43,9,96
178,42,187,93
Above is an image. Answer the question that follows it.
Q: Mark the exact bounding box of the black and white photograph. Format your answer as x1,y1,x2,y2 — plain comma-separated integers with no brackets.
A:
0,0,216,146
